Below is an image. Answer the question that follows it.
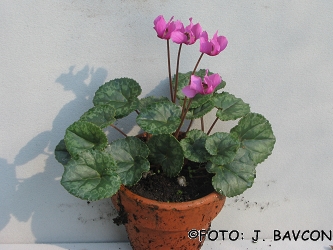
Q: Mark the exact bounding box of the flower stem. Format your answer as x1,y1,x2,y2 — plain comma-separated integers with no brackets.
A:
173,43,183,103
185,53,205,87
167,40,173,101
175,98,192,138
110,124,127,137
207,117,219,135
174,97,187,138
192,53,204,75
179,97,188,123
186,119,193,133
200,117,204,132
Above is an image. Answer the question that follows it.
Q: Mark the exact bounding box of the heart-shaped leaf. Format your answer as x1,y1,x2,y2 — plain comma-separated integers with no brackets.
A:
185,99,215,119
136,101,181,134
180,130,210,163
213,92,250,121
106,136,150,186
55,139,71,166
206,148,256,197
147,134,184,177
205,132,240,165
61,150,121,201
93,78,141,119
138,96,170,111
64,121,108,158
79,104,116,128
180,93,213,109
231,113,276,165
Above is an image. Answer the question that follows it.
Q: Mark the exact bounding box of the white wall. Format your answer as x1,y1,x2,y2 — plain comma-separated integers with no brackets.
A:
1,0,332,244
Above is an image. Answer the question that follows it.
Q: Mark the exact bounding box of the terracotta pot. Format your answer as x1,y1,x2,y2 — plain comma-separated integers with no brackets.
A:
111,185,226,250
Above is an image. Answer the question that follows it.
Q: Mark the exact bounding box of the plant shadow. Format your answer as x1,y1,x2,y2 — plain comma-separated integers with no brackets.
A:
0,65,179,243
0,65,129,243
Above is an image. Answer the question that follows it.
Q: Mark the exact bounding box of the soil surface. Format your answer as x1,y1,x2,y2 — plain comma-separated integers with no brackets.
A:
128,161,215,202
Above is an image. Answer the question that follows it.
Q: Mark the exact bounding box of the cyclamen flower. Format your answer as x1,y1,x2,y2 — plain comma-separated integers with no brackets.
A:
203,70,222,93
153,15,182,40
170,18,202,45
200,31,228,56
182,70,221,98
182,75,203,98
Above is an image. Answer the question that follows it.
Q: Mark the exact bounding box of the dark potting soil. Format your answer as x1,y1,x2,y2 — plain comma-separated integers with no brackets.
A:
128,162,215,202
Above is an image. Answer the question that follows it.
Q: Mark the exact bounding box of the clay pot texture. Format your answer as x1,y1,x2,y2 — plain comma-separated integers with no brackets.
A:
111,185,226,250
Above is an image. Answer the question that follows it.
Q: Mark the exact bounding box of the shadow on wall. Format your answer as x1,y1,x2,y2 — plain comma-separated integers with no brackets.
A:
0,64,174,243
0,65,122,243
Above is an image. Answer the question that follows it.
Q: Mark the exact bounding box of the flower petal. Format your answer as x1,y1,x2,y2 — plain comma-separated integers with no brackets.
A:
204,86,214,94
200,31,209,41
190,75,204,94
182,86,197,98
204,71,221,94
217,36,228,52
200,40,212,54
153,15,166,38
171,31,187,44
191,23,202,40
200,31,212,54
210,73,222,88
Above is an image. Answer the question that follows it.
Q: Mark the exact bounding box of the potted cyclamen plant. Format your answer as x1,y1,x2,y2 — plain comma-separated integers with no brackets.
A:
55,15,276,250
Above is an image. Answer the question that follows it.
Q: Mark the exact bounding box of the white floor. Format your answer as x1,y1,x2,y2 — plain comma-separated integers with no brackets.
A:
0,240,332,250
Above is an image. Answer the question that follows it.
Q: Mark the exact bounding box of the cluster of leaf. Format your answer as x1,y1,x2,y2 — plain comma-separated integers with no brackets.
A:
55,69,276,201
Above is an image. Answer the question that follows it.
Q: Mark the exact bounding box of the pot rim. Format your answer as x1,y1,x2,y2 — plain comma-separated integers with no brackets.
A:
118,185,226,211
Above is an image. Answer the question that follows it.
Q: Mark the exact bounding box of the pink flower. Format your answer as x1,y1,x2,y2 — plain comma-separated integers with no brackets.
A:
182,70,221,98
170,18,202,45
200,31,228,56
153,15,182,40
182,75,203,98
203,70,221,94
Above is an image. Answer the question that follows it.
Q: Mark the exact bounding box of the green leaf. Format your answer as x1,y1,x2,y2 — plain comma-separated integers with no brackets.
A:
136,101,181,134
213,92,250,121
147,134,184,177
231,113,276,165
138,96,170,111
206,148,256,197
61,150,121,201
205,132,240,165
180,130,210,163
186,99,215,119
182,93,213,109
93,78,141,119
106,136,150,186
64,121,108,158
55,139,71,165
79,104,116,128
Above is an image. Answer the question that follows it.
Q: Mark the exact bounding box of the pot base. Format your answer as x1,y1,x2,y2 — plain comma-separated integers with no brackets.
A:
112,185,226,250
